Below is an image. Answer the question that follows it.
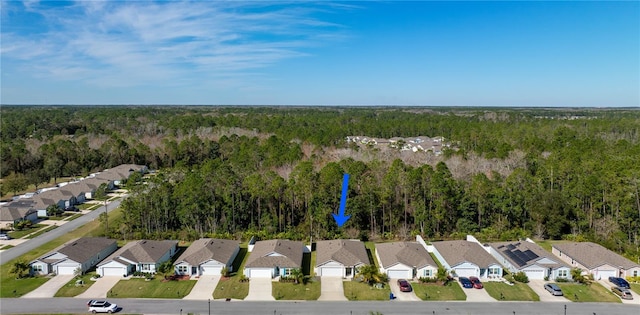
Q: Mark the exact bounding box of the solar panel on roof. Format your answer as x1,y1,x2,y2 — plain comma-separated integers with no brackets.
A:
523,250,538,260
503,250,526,267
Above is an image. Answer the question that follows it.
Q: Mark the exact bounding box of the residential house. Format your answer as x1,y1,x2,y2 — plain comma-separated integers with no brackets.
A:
96,240,178,277
488,240,571,280
315,239,369,278
552,242,640,280
97,164,148,186
174,238,240,277
244,239,304,278
375,241,438,279
431,240,503,278
30,237,117,275
0,199,38,229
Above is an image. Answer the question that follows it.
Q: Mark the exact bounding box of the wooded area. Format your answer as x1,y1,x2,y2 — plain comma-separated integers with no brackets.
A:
1,106,639,261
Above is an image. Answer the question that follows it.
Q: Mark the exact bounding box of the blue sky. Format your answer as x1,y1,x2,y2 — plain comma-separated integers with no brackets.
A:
1,1,638,106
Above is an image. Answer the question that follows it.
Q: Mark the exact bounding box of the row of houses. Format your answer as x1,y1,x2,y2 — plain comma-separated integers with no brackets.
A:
0,164,147,229
29,235,640,282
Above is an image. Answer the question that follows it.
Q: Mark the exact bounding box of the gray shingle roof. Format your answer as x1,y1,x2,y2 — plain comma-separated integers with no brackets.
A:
175,238,239,266
490,241,567,269
37,237,116,264
553,242,640,270
432,240,499,268
375,242,437,269
315,239,369,267
0,200,37,221
245,239,303,268
102,240,178,265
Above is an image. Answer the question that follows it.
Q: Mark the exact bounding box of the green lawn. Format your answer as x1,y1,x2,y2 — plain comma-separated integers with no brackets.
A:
273,280,320,300
364,242,379,267
107,277,196,298
8,224,47,239
213,246,250,300
413,281,466,300
344,280,390,301
631,283,640,295
55,273,96,297
557,282,621,303
483,282,540,301
26,225,58,239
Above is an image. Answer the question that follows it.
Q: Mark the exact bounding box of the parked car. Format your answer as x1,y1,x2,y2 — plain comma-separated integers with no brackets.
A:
544,283,564,296
611,286,634,300
459,277,473,288
397,279,412,292
87,300,119,313
469,276,483,289
608,277,630,289
0,234,11,240
65,206,80,212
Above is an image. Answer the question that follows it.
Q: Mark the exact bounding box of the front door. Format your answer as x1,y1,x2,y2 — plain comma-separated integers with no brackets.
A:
192,266,198,275
346,267,352,277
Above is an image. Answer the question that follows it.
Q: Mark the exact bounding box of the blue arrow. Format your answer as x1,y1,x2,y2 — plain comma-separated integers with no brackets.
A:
332,173,351,227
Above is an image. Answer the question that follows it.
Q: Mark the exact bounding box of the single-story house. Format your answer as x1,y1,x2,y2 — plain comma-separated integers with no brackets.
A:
30,237,117,275
97,239,178,277
96,164,148,186
244,239,304,278
59,185,87,205
71,177,104,199
315,239,369,278
0,200,38,229
552,242,640,280
375,241,438,279
32,189,76,216
488,240,572,280
174,238,240,276
431,240,503,279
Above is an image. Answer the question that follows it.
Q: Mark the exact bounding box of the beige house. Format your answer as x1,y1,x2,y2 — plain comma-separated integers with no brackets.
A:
376,242,438,279
552,242,640,280
96,239,178,277
30,237,117,275
244,239,304,278
174,238,240,276
315,239,369,278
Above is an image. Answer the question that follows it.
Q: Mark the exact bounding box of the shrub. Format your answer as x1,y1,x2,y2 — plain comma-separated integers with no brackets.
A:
555,277,569,283
513,271,529,283
418,277,438,283
504,274,515,284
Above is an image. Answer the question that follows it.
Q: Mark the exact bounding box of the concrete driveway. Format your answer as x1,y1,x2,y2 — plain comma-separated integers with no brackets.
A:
462,284,496,302
22,274,74,298
75,276,121,299
389,279,420,301
245,277,274,301
527,280,569,302
318,277,347,301
597,279,640,305
183,275,220,300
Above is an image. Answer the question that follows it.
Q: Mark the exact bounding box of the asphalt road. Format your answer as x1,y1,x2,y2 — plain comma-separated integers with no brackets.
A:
0,198,123,265
0,298,635,315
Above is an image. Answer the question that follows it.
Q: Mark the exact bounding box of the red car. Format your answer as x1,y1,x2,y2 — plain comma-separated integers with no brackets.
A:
397,279,413,292
469,276,483,289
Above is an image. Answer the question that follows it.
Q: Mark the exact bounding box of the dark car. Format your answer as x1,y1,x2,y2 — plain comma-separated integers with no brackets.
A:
468,276,483,289
397,279,412,292
544,283,564,296
608,277,630,289
459,277,473,288
65,206,80,212
611,286,634,300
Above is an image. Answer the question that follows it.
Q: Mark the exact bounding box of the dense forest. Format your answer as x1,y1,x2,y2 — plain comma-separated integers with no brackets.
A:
1,106,639,261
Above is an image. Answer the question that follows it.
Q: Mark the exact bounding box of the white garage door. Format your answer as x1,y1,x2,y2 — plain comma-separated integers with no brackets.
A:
249,268,273,278
455,268,477,277
320,267,343,277
387,269,410,279
203,266,223,275
593,269,616,280
57,265,78,275
524,269,545,280
101,267,125,277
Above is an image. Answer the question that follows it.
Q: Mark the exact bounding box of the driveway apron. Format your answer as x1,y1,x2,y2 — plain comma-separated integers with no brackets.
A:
183,275,220,300
597,279,640,305
389,279,420,301
22,274,74,298
318,277,347,301
245,277,275,301
527,280,569,302
463,285,496,302
75,276,122,299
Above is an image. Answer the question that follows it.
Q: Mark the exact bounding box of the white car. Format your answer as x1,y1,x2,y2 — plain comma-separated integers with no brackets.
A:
0,234,11,240
87,300,118,313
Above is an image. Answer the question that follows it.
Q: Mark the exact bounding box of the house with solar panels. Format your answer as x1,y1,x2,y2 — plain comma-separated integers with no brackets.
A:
487,239,572,280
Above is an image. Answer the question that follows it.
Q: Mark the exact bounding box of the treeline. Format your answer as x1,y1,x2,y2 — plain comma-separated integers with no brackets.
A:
1,106,639,260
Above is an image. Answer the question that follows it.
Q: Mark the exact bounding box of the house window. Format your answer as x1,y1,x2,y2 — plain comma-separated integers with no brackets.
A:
283,268,293,276
558,269,568,278
32,265,43,272
423,269,432,277
488,267,501,276
141,264,152,271
632,270,638,277
177,265,188,274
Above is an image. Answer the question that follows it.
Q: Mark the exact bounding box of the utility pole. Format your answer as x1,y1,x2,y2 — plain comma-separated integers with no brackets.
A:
104,199,108,236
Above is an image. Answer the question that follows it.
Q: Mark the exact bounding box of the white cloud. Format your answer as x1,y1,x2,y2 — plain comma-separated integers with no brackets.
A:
2,1,348,88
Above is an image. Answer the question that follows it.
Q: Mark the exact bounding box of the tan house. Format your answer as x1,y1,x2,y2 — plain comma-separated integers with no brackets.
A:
552,242,640,280
315,239,369,278
30,237,117,275
376,242,438,279
431,240,503,279
96,239,178,277
174,238,240,277
244,239,304,278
